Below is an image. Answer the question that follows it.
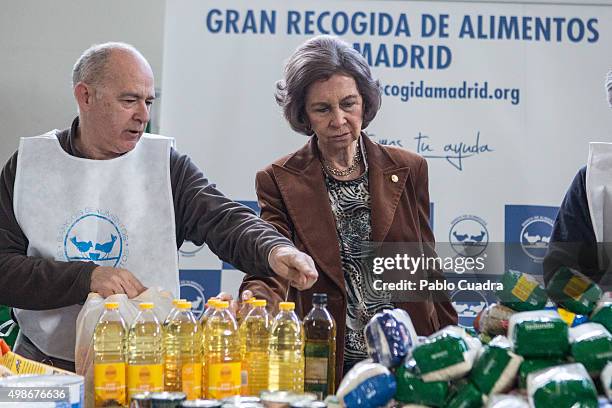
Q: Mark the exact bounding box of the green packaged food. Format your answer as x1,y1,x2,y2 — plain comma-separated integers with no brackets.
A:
527,363,598,408
0,306,18,348
395,359,448,407
508,310,569,358
569,322,612,376
496,270,548,312
412,326,481,382
445,382,484,408
469,336,523,394
590,300,612,333
518,358,565,389
546,266,602,315
602,361,612,400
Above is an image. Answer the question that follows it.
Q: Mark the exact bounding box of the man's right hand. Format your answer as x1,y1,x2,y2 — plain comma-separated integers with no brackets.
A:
90,266,147,298
216,290,253,315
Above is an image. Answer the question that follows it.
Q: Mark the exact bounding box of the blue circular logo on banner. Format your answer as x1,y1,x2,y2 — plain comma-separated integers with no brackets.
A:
520,216,554,262
449,215,489,257
64,213,123,267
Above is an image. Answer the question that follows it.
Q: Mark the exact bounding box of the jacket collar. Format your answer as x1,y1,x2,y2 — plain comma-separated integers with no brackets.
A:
271,133,412,291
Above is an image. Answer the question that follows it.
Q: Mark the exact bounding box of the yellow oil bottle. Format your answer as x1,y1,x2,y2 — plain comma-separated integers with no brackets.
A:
127,302,163,398
237,297,257,326
93,302,127,407
268,301,304,392
206,300,241,399
200,297,219,398
164,298,187,326
239,299,270,395
163,301,201,399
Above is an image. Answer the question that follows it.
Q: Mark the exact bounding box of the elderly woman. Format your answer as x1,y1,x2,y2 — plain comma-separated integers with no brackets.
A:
240,35,457,378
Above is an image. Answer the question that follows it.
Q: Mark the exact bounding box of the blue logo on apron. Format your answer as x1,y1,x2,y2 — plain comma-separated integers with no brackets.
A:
63,213,123,266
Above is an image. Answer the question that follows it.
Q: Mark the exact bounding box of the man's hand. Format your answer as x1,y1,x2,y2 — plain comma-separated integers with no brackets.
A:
216,290,253,315
269,246,318,290
90,266,147,299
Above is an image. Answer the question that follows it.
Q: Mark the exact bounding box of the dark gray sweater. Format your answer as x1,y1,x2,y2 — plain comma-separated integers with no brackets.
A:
0,118,292,310
543,166,609,289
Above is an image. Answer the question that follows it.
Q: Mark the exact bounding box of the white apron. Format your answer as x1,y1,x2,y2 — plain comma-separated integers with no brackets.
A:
13,131,179,361
586,142,612,281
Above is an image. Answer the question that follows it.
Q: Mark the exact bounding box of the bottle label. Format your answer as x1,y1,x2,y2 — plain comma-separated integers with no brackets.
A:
305,342,330,398
94,362,126,406
208,362,241,399
181,362,202,400
127,363,163,396
305,356,328,380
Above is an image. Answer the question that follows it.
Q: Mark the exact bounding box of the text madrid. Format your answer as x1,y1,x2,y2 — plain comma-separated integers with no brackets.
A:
373,279,503,291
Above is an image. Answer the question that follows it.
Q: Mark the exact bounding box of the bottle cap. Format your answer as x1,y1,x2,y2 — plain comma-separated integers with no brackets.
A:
178,301,192,309
207,298,220,307
279,302,295,311
253,299,267,307
172,298,187,306
104,302,119,310
216,301,229,309
312,293,327,306
245,297,257,304
139,302,154,310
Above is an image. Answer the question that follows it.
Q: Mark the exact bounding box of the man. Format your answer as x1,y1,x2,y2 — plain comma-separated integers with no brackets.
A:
0,42,317,371
543,70,612,290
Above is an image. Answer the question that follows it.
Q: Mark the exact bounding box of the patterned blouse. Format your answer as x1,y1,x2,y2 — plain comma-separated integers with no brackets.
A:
323,157,394,372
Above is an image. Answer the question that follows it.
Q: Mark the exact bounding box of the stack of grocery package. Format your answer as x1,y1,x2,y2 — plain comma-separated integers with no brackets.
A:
0,337,86,406
333,267,612,408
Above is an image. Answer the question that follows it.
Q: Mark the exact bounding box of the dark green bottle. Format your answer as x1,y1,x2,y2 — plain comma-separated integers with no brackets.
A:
303,293,336,398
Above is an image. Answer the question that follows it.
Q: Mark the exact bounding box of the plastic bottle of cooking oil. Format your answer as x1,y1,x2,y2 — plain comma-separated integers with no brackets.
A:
206,300,242,399
127,302,163,398
163,301,201,400
93,302,127,407
164,298,187,325
239,299,270,395
200,297,219,398
303,293,336,398
200,298,218,326
268,301,304,392
236,297,257,326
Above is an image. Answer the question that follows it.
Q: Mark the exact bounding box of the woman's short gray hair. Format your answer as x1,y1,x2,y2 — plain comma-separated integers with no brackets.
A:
275,35,382,136
72,42,143,88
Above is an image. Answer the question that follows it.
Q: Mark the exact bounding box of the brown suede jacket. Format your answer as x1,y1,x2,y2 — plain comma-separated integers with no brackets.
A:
241,134,458,383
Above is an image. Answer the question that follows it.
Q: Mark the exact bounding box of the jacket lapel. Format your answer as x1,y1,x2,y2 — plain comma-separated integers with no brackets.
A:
271,135,412,292
364,136,412,243
272,138,346,293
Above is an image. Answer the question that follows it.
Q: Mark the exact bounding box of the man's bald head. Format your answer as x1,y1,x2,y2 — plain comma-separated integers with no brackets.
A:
72,42,155,159
72,42,151,88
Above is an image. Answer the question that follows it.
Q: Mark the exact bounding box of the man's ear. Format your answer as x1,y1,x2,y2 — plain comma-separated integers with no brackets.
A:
74,82,94,112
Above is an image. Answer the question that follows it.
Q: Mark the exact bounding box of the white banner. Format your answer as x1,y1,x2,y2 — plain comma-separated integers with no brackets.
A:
161,0,612,323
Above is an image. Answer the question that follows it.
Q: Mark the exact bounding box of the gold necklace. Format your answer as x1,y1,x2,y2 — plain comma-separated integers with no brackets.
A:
322,146,361,177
